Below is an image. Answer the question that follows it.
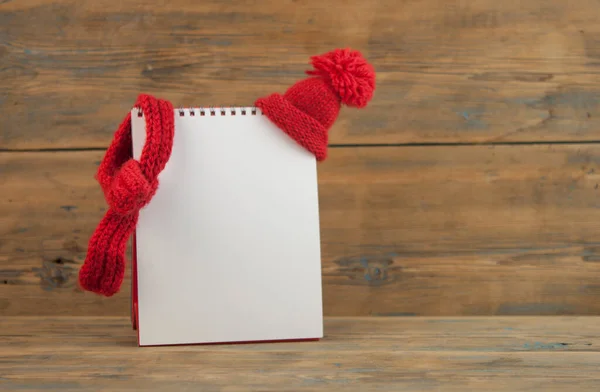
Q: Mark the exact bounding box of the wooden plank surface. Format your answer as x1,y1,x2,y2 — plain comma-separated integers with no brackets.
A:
2,316,600,391
2,0,600,149
3,144,600,317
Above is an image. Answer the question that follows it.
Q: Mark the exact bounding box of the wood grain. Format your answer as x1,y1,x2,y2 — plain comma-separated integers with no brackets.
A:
2,316,600,391
0,151,131,316
3,145,600,317
2,0,600,149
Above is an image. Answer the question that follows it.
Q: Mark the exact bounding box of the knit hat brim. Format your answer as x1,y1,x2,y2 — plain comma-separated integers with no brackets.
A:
255,93,328,161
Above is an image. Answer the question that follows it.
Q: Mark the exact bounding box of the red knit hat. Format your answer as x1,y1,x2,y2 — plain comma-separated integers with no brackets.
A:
255,48,376,161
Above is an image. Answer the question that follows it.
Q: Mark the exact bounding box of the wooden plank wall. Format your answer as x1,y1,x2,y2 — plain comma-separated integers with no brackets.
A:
2,0,600,317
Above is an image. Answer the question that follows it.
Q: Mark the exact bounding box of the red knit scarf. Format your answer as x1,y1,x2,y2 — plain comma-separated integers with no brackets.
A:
78,94,175,297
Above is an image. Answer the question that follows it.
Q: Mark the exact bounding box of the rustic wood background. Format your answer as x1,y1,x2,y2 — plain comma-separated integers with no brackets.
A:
2,0,600,317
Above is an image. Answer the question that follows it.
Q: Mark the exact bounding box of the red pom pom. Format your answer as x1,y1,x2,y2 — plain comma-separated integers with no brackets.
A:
307,48,376,108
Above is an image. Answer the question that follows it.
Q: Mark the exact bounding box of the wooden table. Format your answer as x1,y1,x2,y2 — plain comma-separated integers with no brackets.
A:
2,317,599,391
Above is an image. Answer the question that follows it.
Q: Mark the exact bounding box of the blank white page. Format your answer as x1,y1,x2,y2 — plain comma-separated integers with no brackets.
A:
131,108,323,346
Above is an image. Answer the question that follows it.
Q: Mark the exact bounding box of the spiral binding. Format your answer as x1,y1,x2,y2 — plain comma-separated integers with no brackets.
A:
135,106,262,117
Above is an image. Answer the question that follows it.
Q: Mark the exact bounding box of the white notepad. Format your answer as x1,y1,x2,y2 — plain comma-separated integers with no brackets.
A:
130,107,324,347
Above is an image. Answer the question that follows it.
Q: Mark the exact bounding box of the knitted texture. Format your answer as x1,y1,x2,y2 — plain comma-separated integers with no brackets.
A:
255,48,376,161
78,94,174,297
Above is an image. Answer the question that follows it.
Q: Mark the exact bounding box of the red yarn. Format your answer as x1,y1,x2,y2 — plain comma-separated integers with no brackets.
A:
308,48,376,108
79,94,174,297
255,48,375,161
